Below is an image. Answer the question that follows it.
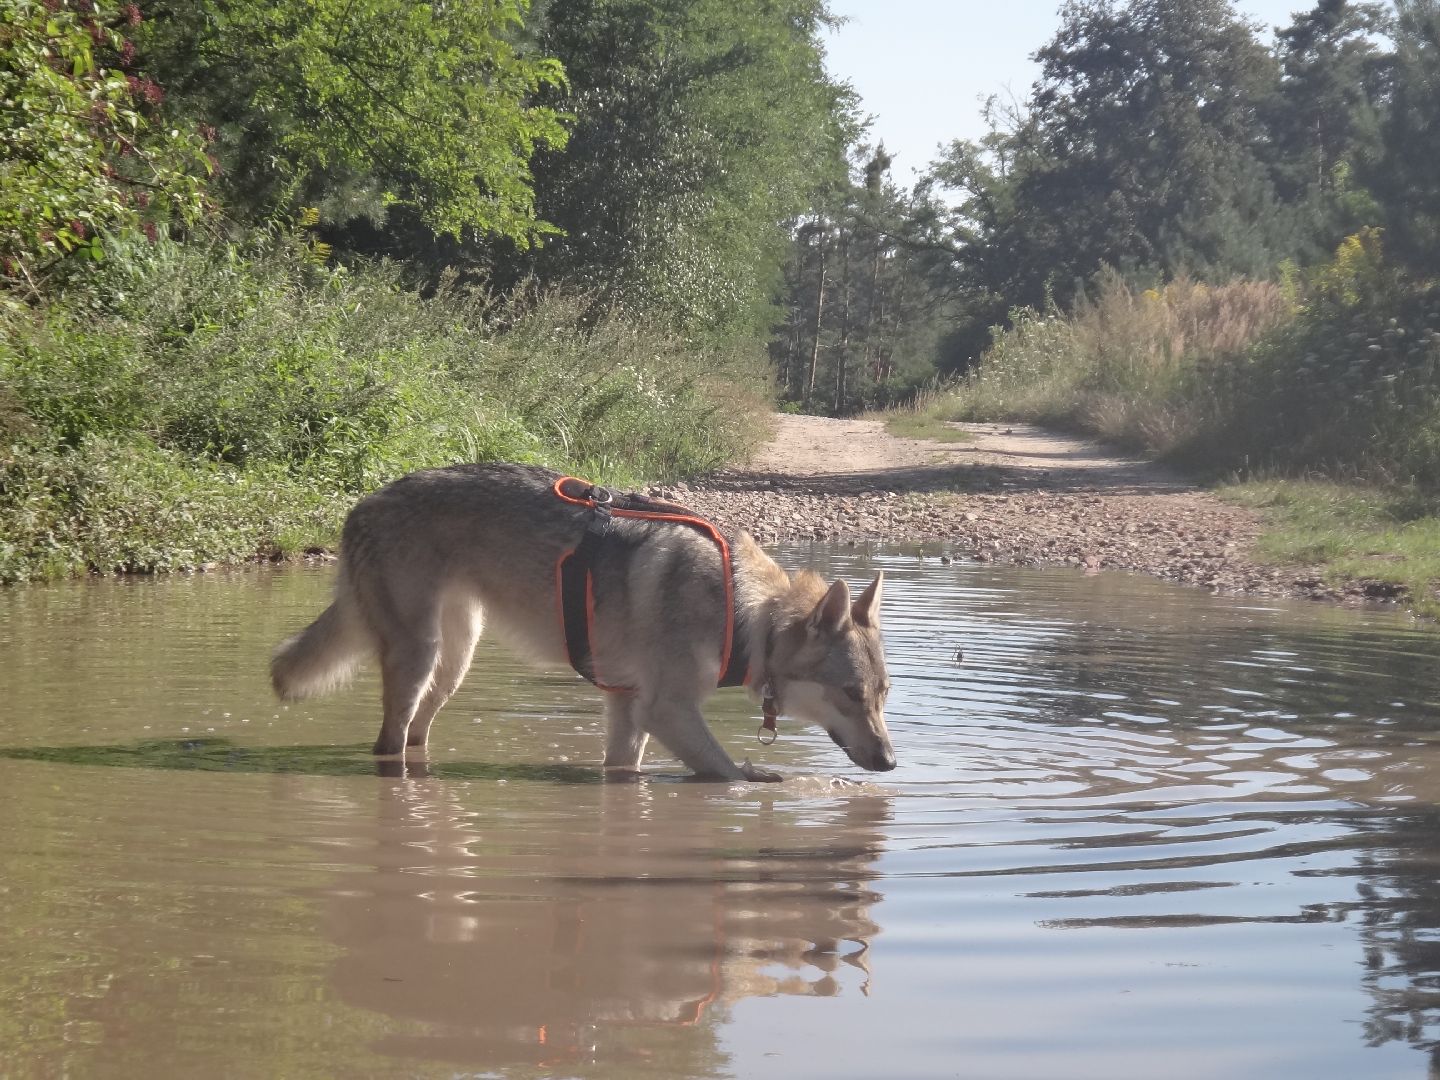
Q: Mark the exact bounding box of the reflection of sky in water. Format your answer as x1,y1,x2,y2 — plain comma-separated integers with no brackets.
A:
2,552,1440,1078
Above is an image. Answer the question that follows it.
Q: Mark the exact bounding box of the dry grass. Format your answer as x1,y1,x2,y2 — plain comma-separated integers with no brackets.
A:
934,274,1294,455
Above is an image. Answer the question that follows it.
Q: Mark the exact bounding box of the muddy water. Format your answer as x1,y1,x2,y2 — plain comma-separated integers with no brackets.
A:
3,550,1440,1079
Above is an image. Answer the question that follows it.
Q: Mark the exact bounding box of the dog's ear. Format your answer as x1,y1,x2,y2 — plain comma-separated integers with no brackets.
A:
851,571,883,629
809,578,852,633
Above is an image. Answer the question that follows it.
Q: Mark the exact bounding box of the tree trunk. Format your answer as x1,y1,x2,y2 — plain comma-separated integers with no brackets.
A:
834,229,851,413
806,225,827,403
880,262,908,383
865,239,883,382
783,302,801,397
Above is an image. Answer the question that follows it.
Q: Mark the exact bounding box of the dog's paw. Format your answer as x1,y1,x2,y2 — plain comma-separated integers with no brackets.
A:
739,758,785,783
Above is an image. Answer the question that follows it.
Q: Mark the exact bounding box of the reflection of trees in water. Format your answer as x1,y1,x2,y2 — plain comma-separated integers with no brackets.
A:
324,772,890,1074
962,581,1440,1065
1345,809,1440,1065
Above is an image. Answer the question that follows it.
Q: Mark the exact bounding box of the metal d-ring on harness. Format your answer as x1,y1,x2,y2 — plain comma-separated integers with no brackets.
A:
552,477,770,739
757,688,779,745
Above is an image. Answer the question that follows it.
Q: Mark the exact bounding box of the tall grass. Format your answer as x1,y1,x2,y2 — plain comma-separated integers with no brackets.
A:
0,235,770,582
1225,479,1440,618
938,234,1440,487
1188,232,1440,485
943,272,1295,455
873,383,975,443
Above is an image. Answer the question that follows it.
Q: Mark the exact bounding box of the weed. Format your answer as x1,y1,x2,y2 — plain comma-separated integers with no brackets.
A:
916,235,1440,611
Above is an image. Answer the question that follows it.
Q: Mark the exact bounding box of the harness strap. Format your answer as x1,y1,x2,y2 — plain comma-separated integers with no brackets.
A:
556,509,612,688
554,477,749,692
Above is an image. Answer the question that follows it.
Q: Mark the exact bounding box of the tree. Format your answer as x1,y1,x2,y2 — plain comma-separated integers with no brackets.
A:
1020,0,1287,300
1367,0,1440,274
918,94,1042,356
513,0,857,339
136,0,568,246
1,0,210,294
1269,0,1391,198
1256,0,1391,261
775,147,961,412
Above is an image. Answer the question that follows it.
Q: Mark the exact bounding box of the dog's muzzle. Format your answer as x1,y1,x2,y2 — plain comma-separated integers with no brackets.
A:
830,729,896,772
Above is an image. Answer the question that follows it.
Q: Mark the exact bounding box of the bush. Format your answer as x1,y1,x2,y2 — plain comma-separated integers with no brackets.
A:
0,436,337,581
938,233,1440,489
0,0,210,292
1192,231,1440,483
0,233,770,581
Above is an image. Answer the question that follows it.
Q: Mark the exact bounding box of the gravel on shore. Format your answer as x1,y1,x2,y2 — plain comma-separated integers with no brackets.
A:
643,416,1404,608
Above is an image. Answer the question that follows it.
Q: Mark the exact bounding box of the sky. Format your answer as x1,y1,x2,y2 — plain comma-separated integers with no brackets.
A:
823,0,1322,180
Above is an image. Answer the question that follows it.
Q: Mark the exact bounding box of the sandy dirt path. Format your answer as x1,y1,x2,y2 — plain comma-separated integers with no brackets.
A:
651,414,1369,604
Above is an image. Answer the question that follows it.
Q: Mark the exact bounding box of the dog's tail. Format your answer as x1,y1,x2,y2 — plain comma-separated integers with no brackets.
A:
271,592,371,701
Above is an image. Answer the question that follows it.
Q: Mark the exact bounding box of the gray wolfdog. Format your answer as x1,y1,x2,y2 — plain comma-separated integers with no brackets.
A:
270,463,893,781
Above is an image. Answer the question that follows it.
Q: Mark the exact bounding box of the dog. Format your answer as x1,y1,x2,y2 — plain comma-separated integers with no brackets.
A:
270,462,893,781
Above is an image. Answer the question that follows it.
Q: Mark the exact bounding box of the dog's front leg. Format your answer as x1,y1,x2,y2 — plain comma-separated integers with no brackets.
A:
636,695,782,782
736,758,785,783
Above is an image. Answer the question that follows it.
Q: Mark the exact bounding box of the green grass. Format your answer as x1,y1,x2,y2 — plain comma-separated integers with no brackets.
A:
1223,480,1440,617
883,413,974,443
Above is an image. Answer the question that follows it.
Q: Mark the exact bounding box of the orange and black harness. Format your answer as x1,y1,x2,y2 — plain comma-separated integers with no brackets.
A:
552,477,778,741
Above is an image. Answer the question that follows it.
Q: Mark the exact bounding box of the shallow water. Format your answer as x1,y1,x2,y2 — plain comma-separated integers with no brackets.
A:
3,548,1440,1078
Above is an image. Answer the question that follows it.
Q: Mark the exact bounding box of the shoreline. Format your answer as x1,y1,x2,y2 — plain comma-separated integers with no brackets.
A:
651,415,1409,610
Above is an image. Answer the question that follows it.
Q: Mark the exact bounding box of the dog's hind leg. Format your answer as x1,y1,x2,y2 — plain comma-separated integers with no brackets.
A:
602,693,649,769
405,602,484,750
374,636,440,755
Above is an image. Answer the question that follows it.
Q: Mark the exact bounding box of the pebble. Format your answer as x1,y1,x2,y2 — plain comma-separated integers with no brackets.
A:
649,469,1396,608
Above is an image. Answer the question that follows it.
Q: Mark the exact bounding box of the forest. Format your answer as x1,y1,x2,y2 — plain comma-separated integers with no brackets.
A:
2,0,1438,581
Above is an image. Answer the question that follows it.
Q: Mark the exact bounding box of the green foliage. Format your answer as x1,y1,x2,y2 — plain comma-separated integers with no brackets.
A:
137,0,569,245
1366,0,1440,275
0,0,210,293
0,435,336,579
906,0,1403,371
1002,0,1287,304
455,289,772,484
0,235,768,582
515,0,855,339
934,232,1440,491
1199,230,1440,482
776,148,960,414
1268,0,1390,205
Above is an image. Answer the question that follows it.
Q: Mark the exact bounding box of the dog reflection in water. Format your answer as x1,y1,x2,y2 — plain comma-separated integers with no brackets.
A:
321,774,889,1068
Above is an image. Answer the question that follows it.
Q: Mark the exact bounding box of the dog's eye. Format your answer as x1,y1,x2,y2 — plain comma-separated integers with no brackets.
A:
844,686,864,703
